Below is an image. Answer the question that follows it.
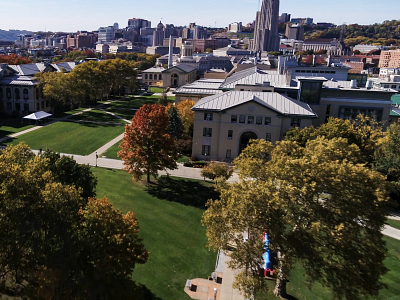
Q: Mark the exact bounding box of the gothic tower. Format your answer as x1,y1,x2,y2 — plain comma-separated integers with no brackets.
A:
252,0,280,52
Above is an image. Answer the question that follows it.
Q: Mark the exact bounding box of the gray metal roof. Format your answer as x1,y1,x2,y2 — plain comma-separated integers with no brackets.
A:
50,62,77,73
163,64,197,73
8,63,47,76
192,91,317,117
0,75,37,86
220,67,286,89
142,66,166,73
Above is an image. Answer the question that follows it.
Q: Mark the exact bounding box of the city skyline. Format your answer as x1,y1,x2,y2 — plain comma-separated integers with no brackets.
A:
0,0,399,33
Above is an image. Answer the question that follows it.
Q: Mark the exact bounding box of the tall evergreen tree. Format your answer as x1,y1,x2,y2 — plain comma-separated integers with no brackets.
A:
168,106,183,140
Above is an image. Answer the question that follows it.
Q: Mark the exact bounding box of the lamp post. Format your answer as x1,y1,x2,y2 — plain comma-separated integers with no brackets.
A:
214,287,217,300
95,152,98,167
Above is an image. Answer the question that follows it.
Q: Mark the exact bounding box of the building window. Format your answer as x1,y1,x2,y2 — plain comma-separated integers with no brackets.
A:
15,103,20,111
36,103,40,110
266,133,271,141
239,115,246,123
265,117,271,125
203,127,212,137
291,118,301,127
392,85,397,89
204,113,213,121
159,74,162,80
144,74,148,79
7,102,12,110
384,84,389,88
15,89,20,100
202,145,211,156
338,107,383,122
231,115,237,123
41,101,44,109
256,116,262,125
149,74,153,79
24,103,29,112
0,87,2,100
6,88,11,99
23,88,29,100
228,130,233,139
248,116,254,124
300,81,322,104
226,149,232,159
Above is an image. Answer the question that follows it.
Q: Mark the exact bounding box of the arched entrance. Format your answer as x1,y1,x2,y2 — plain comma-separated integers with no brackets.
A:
170,74,179,87
239,131,258,154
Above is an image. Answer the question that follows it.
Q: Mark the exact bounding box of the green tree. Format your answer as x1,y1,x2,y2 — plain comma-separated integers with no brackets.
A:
201,161,233,184
285,116,383,166
203,138,389,299
158,91,169,106
40,149,97,200
118,104,178,183
0,143,148,298
168,106,183,140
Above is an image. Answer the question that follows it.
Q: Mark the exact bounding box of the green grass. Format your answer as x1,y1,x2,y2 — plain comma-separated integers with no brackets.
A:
69,109,127,124
94,169,218,300
53,107,87,118
0,119,35,138
257,235,400,300
148,87,165,93
100,139,122,160
177,156,190,163
386,219,400,230
4,121,125,155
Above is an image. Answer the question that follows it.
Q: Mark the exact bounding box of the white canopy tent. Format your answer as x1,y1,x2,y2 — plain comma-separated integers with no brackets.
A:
22,111,53,124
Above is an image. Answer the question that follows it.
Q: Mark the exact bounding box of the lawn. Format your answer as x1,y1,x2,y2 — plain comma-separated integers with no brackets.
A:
257,235,400,300
387,219,400,230
0,119,35,138
4,121,125,155
148,87,165,93
69,109,127,124
52,107,87,118
100,139,122,160
103,95,174,111
94,169,218,300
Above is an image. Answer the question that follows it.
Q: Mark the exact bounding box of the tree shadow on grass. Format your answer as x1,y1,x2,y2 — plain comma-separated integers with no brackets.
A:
146,176,220,208
138,284,162,300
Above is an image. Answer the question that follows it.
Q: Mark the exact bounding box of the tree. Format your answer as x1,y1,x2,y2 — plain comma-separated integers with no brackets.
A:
118,104,178,183
168,106,183,140
203,138,389,299
176,99,196,138
285,116,383,166
158,91,169,106
40,149,97,200
201,161,233,184
0,143,148,298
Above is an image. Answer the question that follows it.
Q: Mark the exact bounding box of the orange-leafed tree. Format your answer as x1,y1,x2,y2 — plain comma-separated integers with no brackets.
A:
118,104,178,183
0,53,32,65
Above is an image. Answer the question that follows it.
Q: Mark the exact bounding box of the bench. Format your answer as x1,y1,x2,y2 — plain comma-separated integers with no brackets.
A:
185,279,192,290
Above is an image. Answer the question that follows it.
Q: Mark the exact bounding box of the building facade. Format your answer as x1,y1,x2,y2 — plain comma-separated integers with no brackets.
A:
379,49,400,68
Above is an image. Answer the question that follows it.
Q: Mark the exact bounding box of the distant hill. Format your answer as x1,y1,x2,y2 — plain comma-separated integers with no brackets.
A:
0,29,32,41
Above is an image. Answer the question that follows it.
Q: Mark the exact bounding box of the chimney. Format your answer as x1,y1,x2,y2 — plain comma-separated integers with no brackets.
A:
167,35,174,69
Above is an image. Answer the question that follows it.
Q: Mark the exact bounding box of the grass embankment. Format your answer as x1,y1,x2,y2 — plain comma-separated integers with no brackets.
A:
100,139,122,160
95,169,218,300
69,109,127,124
148,87,165,93
4,121,124,155
387,219,400,231
0,119,35,138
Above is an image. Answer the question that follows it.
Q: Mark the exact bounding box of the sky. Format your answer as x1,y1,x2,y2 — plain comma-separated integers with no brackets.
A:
0,0,399,32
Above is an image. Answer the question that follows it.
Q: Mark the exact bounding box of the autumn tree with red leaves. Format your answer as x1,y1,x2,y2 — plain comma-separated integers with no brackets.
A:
118,104,178,183
0,54,32,65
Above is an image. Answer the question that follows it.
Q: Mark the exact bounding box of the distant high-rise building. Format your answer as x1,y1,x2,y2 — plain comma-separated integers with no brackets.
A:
114,23,119,30
228,22,242,33
285,23,304,40
291,18,313,27
128,18,151,29
98,26,115,42
279,13,291,23
152,21,164,47
252,0,280,52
